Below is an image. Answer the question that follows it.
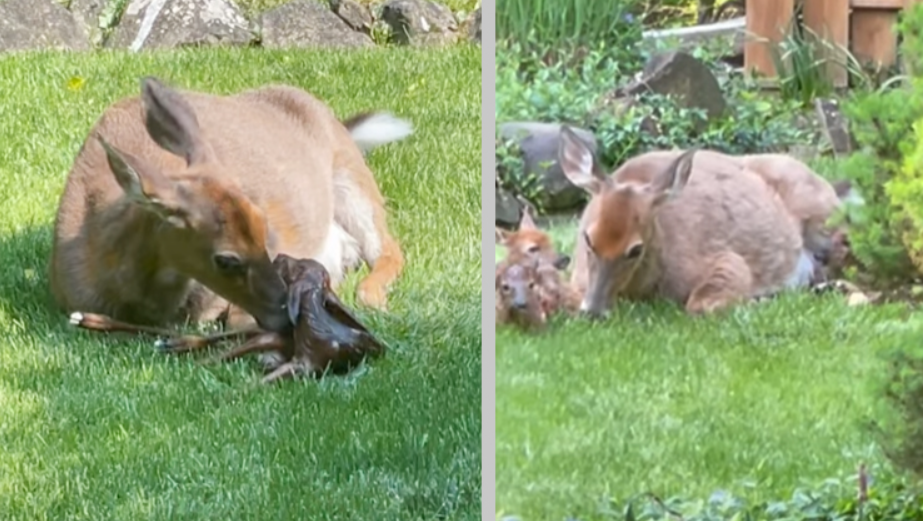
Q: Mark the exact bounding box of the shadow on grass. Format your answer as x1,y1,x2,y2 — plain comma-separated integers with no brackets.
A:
0,224,482,519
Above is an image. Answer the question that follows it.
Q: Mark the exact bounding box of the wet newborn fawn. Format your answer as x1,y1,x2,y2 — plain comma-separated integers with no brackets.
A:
69,254,387,384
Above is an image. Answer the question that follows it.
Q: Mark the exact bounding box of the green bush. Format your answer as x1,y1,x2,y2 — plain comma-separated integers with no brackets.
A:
594,467,923,520
834,4,923,284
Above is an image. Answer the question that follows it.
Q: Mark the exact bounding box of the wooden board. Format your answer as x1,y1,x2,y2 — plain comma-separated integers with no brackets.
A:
744,0,795,78
850,9,899,68
850,0,904,8
803,0,851,87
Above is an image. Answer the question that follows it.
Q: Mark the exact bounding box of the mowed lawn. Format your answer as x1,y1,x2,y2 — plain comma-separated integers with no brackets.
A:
0,47,481,520
496,220,921,520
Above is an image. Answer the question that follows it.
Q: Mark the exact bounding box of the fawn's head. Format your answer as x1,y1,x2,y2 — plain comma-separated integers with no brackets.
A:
558,126,697,318
97,76,290,333
496,259,546,330
495,206,570,270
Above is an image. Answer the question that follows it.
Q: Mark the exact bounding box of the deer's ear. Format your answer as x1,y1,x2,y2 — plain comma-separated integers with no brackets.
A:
140,76,211,166
519,205,537,230
559,126,607,195
98,135,190,228
496,227,511,245
650,149,696,207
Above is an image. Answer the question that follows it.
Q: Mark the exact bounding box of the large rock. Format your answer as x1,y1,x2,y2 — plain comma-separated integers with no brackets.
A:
108,0,254,51
618,51,727,124
330,0,373,34
465,7,480,43
0,0,89,52
381,0,458,46
496,188,523,228
261,0,374,48
498,122,599,213
68,0,108,45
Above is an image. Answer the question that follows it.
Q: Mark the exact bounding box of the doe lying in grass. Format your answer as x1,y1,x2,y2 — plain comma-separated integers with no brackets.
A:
558,126,809,317
50,76,411,366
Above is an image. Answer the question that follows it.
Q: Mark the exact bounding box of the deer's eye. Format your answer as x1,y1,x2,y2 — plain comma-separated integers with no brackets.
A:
583,232,594,252
213,252,246,275
527,244,540,254
625,243,644,260
501,284,511,292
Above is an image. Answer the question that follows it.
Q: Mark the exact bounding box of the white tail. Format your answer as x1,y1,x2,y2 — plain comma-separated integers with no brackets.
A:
344,112,414,152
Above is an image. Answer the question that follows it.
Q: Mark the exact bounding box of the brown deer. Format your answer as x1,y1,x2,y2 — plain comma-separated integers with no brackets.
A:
496,258,547,332
558,126,806,318
496,205,570,270
52,76,411,358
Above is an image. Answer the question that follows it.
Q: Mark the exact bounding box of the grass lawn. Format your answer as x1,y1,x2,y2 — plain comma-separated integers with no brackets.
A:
495,220,921,521
0,46,481,520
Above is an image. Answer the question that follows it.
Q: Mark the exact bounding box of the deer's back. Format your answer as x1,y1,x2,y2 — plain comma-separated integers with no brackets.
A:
654,166,802,301
740,153,840,224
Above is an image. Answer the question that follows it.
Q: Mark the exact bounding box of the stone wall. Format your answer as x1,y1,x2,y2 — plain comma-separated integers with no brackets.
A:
0,0,481,52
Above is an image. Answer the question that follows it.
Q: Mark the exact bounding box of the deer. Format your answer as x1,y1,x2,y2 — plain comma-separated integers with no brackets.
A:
496,205,571,270
52,76,411,364
496,257,547,332
557,126,807,318
565,144,858,295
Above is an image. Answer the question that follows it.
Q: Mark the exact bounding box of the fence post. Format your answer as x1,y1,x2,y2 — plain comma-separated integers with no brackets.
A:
744,0,796,82
803,0,851,88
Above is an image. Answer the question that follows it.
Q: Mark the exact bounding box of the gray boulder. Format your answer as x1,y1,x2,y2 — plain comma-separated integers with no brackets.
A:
498,122,599,213
107,0,254,51
0,0,89,52
618,50,727,125
261,0,374,48
381,0,457,46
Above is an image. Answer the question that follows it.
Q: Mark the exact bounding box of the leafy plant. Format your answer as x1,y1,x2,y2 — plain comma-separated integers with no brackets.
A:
497,0,642,53
833,3,923,284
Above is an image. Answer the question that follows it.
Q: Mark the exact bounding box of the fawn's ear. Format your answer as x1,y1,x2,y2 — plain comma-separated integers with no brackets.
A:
519,205,537,230
98,135,190,228
649,148,697,207
495,227,511,245
140,76,212,166
559,126,607,195
287,289,302,326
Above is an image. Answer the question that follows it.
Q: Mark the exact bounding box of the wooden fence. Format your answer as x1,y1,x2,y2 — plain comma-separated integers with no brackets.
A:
745,0,923,87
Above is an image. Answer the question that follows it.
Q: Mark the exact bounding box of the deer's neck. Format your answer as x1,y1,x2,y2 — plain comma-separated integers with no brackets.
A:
90,202,192,325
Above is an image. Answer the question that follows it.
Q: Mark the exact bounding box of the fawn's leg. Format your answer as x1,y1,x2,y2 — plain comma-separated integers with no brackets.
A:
260,361,301,384
685,251,754,315
208,333,288,365
156,329,263,353
69,312,179,337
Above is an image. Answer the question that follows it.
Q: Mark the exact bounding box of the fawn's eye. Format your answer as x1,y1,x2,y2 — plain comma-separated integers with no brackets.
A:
213,252,246,275
583,232,594,252
501,284,511,292
625,243,644,260
527,244,540,254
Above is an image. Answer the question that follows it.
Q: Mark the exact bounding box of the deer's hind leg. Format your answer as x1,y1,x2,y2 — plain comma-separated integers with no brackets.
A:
685,251,754,315
332,166,404,311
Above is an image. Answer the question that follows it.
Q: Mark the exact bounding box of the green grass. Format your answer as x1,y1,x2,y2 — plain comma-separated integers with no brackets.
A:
0,46,481,520
496,220,921,520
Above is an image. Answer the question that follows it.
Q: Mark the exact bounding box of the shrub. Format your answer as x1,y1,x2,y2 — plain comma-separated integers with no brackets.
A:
591,466,923,520
834,4,923,284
